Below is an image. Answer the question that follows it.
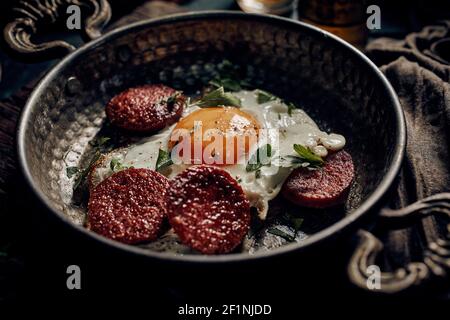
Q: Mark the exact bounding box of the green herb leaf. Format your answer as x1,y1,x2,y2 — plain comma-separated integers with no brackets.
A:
256,90,296,117
90,136,111,149
246,144,273,173
73,151,101,191
110,158,128,172
279,213,304,238
256,90,279,104
66,166,80,179
209,78,242,92
156,149,173,172
246,162,262,173
291,217,304,232
287,102,296,116
290,216,304,237
97,136,111,147
267,227,295,242
293,144,324,167
166,92,182,107
195,87,241,108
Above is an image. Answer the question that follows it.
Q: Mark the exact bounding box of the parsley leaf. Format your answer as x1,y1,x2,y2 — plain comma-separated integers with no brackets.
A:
291,217,304,235
287,102,296,116
66,167,80,179
246,144,272,174
73,151,101,191
209,78,242,92
90,136,111,149
156,149,173,172
292,144,324,167
256,90,298,116
267,227,295,242
110,158,129,172
195,87,241,108
256,90,279,104
166,92,182,107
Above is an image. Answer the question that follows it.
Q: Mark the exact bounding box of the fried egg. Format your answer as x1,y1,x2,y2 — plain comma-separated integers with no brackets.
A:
90,89,346,219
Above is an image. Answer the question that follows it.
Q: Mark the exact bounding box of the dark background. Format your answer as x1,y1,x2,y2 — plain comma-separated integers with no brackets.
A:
1,0,450,314
1,0,450,100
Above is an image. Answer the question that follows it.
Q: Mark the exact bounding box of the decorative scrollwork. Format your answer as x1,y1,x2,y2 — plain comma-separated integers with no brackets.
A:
3,0,111,60
348,193,450,294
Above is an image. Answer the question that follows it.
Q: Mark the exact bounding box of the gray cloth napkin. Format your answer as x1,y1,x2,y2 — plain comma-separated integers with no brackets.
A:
367,21,450,207
364,22,450,289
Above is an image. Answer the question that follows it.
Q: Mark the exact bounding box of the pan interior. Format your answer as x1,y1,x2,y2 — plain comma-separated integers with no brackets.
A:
21,15,400,258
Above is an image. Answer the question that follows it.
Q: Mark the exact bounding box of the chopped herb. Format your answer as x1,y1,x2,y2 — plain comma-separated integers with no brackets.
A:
255,169,262,179
209,78,242,92
289,216,304,237
72,135,114,190
279,212,304,238
291,217,304,232
73,151,101,191
267,227,295,242
166,92,182,107
256,90,298,117
277,113,281,120
66,166,80,179
90,136,111,148
97,136,111,147
256,90,279,104
195,87,241,108
287,102,296,116
110,158,128,172
156,149,173,172
292,144,324,167
246,144,272,174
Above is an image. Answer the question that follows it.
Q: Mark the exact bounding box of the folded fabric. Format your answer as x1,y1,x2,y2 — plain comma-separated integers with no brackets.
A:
367,21,450,207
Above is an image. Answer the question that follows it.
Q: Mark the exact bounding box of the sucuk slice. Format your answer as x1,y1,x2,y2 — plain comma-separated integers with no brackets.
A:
166,165,251,254
282,150,354,208
87,168,169,244
106,84,185,132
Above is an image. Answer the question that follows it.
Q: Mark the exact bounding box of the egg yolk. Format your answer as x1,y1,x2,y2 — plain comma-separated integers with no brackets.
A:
168,107,260,165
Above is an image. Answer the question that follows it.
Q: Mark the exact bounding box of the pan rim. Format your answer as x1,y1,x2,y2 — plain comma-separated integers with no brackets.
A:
17,11,406,264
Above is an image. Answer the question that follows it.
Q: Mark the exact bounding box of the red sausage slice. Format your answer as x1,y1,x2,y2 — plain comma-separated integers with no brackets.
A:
106,84,185,132
166,165,251,254
282,150,354,208
87,168,169,244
